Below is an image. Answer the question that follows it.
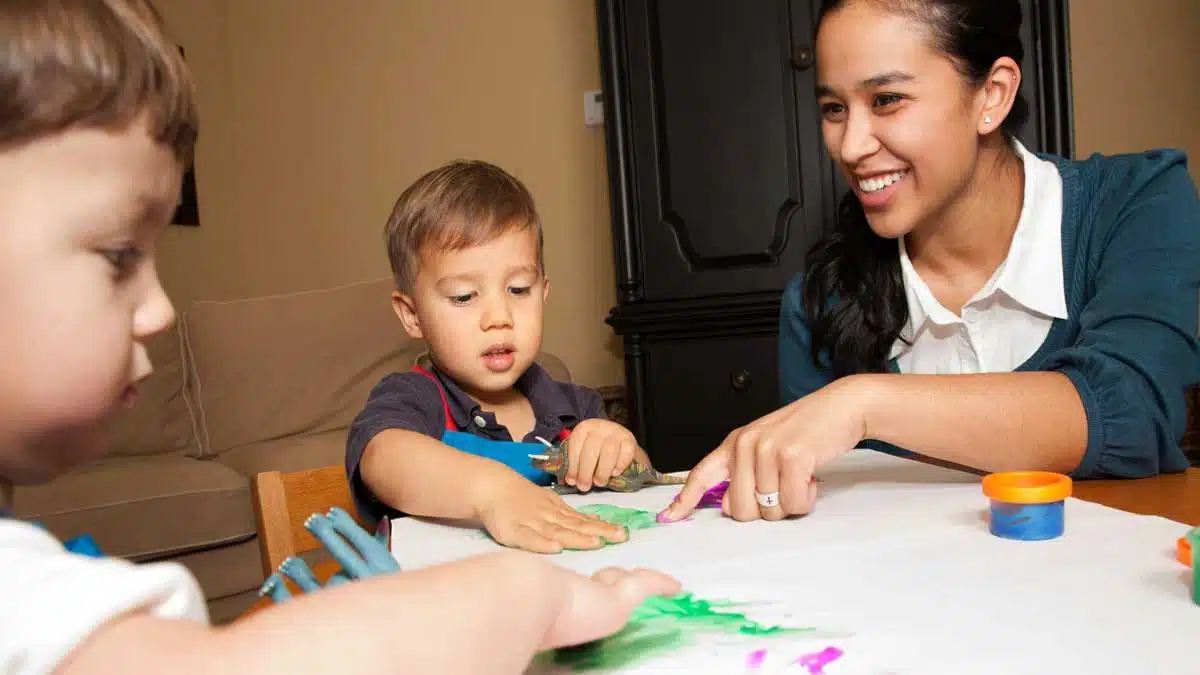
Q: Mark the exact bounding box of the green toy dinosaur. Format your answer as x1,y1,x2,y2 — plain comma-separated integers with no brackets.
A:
530,437,686,494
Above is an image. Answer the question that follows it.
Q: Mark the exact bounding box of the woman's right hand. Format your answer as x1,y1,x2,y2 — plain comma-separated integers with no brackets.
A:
659,377,870,523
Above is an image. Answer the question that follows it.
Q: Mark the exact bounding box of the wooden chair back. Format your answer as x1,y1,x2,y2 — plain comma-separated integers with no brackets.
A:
250,465,373,577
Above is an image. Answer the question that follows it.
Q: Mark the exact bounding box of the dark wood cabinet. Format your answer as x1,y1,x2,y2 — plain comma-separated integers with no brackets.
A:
596,0,1075,472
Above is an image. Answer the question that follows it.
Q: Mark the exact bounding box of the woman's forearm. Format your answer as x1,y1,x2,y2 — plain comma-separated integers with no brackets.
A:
849,371,1088,474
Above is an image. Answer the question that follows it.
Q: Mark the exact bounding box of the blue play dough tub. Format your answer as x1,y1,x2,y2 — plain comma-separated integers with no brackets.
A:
988,500,1065,541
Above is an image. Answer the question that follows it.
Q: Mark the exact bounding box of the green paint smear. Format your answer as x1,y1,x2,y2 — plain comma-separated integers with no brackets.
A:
574,504,660,532
533,592,816,671
562,505,662,550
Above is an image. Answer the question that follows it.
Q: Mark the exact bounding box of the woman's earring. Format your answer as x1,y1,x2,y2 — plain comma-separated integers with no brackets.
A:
984,115,992,126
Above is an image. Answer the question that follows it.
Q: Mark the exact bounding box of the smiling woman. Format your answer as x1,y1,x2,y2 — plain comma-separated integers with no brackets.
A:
663,0,1200,526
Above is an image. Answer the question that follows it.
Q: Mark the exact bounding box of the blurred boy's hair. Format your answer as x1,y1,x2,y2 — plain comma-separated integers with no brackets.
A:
0,0,198,162
384,160,545,293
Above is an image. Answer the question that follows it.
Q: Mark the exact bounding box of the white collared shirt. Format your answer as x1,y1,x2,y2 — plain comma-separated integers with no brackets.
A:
891,140,1068,374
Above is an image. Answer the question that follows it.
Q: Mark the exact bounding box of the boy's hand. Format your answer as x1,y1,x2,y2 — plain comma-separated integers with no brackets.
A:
475,475,628,554
540,564,683,650
564,419,645,492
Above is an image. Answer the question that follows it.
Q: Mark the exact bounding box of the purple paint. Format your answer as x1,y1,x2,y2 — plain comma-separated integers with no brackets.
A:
698,480,729,508
657,480,730,523
745,648,767,669
795,646,843,674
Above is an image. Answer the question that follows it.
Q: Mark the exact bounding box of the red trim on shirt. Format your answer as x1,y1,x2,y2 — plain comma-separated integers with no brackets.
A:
411,365,573,442
412,365,456,432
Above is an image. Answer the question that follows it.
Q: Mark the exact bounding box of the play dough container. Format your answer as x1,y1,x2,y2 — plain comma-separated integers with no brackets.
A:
981,471,1072,541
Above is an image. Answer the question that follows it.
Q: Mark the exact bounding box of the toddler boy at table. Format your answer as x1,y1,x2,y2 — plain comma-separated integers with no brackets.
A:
0,2,680,674
346,160,666,553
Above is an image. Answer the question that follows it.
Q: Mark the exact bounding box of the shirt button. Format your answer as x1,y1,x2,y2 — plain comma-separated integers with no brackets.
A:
473,415,487,428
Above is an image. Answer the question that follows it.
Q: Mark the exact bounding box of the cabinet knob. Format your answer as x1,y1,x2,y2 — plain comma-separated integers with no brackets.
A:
731,369,752,391
791,46,813,71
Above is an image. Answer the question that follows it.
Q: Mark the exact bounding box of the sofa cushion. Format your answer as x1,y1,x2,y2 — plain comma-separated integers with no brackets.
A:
106,325,200,458
173,536,265,603
182,278,424,457
216,428,348,479
12,453,255,561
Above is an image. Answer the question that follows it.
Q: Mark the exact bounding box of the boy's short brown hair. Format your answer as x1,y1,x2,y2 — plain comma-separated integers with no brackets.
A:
0,0,198,162
385,160,545,293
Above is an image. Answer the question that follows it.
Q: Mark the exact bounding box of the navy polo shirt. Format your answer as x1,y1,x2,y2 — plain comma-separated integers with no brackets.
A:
345,362,606,522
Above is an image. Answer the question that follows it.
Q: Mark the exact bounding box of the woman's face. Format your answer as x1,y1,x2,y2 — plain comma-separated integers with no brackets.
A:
815,2,987,240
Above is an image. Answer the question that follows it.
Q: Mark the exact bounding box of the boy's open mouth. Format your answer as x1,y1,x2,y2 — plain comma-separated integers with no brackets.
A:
481,344,516,372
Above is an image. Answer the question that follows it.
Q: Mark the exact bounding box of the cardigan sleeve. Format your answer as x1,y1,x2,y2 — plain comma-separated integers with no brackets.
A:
1043,154,1200,479
777,274,916,458
778,273,834,406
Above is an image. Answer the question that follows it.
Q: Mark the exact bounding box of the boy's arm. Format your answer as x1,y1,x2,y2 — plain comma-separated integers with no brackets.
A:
359,428,520,520
60,551,677,675
347,373,519,520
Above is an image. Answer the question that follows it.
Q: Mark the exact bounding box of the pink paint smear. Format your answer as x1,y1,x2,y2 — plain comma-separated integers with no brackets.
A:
796,646,844,673
744,646,843,673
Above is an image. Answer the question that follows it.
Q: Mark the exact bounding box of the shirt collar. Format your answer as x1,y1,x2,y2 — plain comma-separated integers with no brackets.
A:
896,138,1068,339
899,236,955,330
420,356,578,430
992,139,1068,321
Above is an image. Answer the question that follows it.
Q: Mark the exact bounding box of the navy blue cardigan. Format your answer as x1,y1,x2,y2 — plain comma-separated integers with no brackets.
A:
778,149,1200,479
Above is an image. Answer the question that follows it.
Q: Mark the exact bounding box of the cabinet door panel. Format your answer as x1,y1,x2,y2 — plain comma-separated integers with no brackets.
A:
621,0,827,302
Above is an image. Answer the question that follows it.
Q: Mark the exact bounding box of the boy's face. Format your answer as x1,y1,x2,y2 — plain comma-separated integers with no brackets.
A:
0,119,179,484
394,225,548,401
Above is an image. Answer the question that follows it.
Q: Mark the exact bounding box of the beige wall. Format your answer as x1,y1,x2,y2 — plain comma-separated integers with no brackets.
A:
1069,0,1200,178
154,0,620,386
153,0,1200,389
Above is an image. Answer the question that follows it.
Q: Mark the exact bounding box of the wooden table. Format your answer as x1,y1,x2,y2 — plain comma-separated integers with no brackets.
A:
1074,466,1199,525
237,467,1199,621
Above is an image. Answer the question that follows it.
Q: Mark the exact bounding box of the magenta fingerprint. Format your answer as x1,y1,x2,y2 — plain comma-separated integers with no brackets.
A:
745,648,767,669
698,480,730,508
795,646,844,674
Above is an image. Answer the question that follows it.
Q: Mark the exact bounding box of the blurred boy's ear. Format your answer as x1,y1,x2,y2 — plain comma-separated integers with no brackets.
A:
391,291,423,339
541,275,550,303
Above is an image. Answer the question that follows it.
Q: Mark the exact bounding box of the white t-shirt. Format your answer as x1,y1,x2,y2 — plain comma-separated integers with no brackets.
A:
0,518,209,675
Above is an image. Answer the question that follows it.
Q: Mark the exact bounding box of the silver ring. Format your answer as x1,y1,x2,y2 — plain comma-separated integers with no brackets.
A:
755,491,780,508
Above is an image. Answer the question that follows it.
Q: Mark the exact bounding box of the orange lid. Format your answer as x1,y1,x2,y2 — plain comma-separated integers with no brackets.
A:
1179,536,1193,567
982,471,1072,504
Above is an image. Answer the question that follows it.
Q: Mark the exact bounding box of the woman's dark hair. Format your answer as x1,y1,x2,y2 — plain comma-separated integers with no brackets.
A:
803,0,1031,377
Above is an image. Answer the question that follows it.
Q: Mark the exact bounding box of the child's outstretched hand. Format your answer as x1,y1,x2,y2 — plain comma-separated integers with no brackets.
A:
539,564,683,650
564,419,651,492
476,475,628,553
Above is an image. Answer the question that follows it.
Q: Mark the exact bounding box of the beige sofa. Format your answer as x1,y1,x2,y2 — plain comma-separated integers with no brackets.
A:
10,278,599,623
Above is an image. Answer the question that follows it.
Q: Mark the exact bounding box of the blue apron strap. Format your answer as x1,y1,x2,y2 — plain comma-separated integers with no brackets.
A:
412,364,558,485
441,430,556,486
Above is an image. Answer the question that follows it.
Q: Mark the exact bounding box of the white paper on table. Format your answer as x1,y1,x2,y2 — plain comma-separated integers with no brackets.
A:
390,450,1198,674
